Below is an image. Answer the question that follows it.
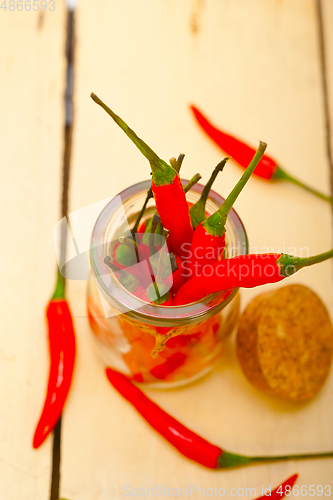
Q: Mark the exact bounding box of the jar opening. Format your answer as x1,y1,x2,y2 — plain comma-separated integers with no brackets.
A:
90,179,248,327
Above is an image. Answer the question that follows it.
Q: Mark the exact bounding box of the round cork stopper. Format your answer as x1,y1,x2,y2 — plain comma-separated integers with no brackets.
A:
236,284,333,402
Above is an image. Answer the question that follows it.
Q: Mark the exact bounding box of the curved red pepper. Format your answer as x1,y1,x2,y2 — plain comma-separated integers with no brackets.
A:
191,105,277,179
187,225,226,278
90,94,193,261
33,296,76,448
191,104,333,204
174,248,333,306
106,368,221,468
174,254,284,306
170,256,188,294
152,175,193,260
106,368,333,468
257,474,298,500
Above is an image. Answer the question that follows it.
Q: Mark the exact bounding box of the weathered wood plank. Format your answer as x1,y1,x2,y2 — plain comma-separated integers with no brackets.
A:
0,4,66,499
321,0,333,180
62,1,333,498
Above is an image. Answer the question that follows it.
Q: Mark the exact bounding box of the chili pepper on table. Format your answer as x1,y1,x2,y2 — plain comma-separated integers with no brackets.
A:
91,93,193,260
187,142,267,278
174,248,333,306
190,105,333,204
256,474,298,500
189,157,229,229
105,368,333,468
33,271,76,449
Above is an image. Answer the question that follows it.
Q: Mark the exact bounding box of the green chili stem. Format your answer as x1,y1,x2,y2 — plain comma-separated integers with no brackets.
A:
149,214,161,255
170,154,185,173
190,157,229,228
278,248,333,277
91,93,176,185
119,236,138,248
184,173,202,193
153,242,170,304
217,450,333,469
51,270,65,300
273,166,333,204
104,256,122,273
203,141,267,237
132,188,153,235
119,235,140,263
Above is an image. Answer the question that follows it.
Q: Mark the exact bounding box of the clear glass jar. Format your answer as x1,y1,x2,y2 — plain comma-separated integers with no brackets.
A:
88,180,248,388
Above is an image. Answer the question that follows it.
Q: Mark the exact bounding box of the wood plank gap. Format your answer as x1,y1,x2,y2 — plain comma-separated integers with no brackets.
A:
316,0,333,193
50,8,76,500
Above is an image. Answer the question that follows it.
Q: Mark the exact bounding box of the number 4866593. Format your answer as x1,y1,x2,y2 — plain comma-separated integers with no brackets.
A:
0,0,55,11
276,485,331,496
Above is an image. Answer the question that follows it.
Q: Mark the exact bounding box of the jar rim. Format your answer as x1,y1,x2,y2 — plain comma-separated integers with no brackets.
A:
89,179,249,327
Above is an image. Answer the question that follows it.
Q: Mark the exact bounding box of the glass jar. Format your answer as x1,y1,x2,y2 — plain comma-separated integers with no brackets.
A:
88,180,248,388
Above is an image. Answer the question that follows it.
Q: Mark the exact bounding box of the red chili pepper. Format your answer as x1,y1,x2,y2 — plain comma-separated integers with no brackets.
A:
138,221,146,233
166,330,203,348
174,248,333,306
256,474,298,500
152,175,193,259
91,93,193,259
138,241,151,262
188,142,267,277
132,284,144,300
170,256,187,294
33,272,76,448
105,368,333,468
150,352,186,380
191,104,333,204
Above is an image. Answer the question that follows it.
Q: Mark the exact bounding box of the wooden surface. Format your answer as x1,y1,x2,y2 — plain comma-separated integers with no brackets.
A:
1,1,333,499
0,4,66,500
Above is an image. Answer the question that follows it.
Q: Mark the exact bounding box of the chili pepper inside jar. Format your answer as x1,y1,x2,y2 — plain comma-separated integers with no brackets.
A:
88,180,248,388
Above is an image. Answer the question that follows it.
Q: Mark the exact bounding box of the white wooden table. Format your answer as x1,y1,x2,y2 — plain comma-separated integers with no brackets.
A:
1,1,332,498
